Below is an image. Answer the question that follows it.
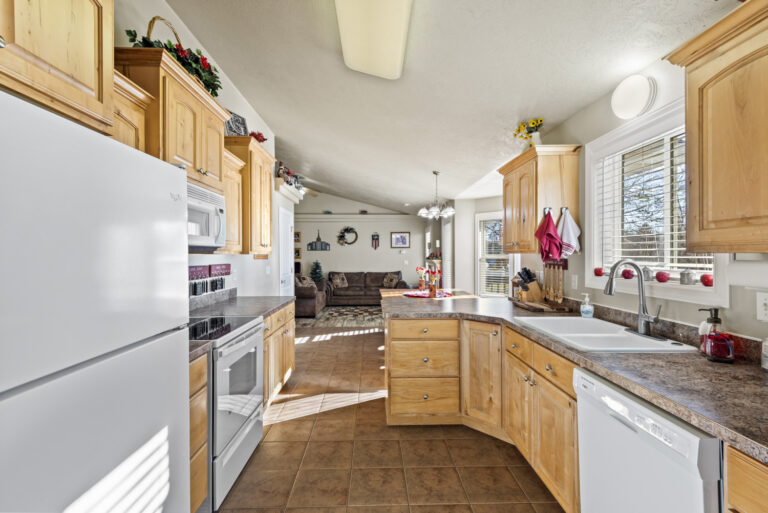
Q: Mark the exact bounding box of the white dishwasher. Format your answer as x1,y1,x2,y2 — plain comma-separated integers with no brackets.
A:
573,369,721,513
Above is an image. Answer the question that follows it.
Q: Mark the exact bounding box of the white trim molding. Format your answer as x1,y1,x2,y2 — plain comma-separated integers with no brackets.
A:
583,98,730,307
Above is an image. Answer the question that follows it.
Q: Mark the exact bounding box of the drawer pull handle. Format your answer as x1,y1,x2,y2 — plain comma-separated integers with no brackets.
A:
0,35,5,49
523,376,530,382
510,344,518,348
545,364,553,372
423,357,429,362
423,394,429,400
529,380,536,387
492,331,498,336
423,328,428,333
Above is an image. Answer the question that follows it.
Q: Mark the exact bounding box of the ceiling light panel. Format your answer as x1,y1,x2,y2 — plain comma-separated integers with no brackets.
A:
334,0,413,80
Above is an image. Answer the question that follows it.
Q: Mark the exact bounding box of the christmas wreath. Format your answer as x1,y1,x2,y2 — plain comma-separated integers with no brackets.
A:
337,226,358,246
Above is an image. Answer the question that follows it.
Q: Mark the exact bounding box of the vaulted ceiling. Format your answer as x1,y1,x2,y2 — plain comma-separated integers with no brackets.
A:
168,0,735,213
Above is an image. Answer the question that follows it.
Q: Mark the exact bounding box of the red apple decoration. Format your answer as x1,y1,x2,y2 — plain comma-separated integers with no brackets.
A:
701,274,714,287
656,271,671,283
594,267,604,277
621,269,635,279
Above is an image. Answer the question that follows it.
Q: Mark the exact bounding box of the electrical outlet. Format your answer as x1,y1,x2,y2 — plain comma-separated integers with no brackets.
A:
571,274,579,289
757,292,768,321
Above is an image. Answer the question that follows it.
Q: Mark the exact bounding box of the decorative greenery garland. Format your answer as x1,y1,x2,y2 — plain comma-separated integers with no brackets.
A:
337,226,358,246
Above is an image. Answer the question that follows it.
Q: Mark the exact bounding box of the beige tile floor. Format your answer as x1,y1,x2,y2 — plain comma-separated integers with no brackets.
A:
220,327,565,513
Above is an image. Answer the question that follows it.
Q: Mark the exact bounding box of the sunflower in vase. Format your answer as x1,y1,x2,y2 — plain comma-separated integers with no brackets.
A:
513,118,544,147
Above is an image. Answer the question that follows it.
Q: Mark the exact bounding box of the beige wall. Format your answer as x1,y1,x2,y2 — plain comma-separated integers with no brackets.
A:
115,0,287,296
546,60,768,340
296,194,426,284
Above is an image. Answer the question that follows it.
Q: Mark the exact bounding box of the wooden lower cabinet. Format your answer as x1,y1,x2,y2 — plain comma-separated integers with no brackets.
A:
725,445,768,513
189,355,208,513
531,372,579,513
264,303,295,406
462,321,502,428
390,377,460,415
504,351,533,460
190,442,208,513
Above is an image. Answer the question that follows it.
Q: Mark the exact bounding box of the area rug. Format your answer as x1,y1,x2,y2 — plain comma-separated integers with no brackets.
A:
295,305,384,328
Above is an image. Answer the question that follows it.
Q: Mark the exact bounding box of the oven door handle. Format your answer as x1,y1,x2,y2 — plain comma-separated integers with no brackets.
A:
217,326,263,364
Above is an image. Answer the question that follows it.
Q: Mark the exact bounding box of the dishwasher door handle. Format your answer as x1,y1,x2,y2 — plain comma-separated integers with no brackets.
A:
607,411,638,433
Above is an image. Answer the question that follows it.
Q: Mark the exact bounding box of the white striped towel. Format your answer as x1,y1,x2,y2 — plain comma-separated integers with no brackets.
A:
557,209,581,257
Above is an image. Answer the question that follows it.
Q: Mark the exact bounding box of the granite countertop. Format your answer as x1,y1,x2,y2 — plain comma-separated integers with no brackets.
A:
381,295,768,464
187,296,295,361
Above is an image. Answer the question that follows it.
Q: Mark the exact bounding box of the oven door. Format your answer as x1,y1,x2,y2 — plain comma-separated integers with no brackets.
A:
212,324,264,456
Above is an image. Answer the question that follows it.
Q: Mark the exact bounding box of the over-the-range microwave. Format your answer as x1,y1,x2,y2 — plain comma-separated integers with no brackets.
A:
187,182,226,252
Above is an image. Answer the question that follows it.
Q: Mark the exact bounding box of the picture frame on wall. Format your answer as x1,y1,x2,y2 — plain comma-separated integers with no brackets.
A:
294,232,301,243
391,232,411,248
294,247,302,259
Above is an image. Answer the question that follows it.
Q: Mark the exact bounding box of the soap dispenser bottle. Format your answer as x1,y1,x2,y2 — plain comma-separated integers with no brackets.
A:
580,293,594,318
698,307,734,363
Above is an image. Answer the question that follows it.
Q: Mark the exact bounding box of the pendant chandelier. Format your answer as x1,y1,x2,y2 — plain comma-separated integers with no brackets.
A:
418,170,455,219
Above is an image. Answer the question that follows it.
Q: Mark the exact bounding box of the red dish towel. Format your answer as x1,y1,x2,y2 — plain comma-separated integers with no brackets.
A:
535,212,563,261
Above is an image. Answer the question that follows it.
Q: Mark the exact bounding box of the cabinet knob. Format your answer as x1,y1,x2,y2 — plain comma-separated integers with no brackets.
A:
0,35,5,49
510,344,518,348
423,394,429,400
545,364,553,372
523,376,530,382
423,328,428,333
197,168,205,174
491,331,498,336
529,380,536,387
423,357,429,362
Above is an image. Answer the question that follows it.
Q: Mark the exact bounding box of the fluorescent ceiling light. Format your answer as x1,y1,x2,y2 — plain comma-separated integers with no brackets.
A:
334,0,413,80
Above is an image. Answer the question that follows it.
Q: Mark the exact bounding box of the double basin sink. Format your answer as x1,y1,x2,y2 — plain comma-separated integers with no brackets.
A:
513,317,697,353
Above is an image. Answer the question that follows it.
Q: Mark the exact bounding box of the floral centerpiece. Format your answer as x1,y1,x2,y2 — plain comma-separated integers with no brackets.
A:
416,266,427,290
426,269,442,298
513,118,544,147
126,16,222,97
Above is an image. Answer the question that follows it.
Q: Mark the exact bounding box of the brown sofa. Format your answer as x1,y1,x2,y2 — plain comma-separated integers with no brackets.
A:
295,280,326,317
325,271,409,306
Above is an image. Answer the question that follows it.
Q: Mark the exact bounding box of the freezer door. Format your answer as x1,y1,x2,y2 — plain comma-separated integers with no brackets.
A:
0,91,189,393
0,329,190,513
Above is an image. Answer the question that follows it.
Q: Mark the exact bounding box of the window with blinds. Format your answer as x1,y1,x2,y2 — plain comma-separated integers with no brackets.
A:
478,218,509,296
595,128,713,274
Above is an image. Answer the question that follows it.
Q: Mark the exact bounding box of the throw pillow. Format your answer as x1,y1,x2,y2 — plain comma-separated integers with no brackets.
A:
382,272,399,288
295,275,317,289
332,273,348,288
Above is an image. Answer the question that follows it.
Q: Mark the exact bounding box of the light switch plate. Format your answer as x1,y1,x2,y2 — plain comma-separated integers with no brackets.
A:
571,274,578,289
757,292,768,321
266,265,271,275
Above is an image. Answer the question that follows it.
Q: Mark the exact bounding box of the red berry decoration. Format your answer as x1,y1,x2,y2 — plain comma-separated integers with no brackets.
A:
622,269,635,279
594,267,604,277
656,271,670,283
701,274,714,287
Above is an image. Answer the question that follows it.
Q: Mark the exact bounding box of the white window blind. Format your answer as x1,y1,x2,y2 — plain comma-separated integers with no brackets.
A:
478,218,509,296
595,128,713,274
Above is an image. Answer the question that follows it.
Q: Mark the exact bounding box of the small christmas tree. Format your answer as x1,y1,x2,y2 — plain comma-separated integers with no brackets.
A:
310,260,324,284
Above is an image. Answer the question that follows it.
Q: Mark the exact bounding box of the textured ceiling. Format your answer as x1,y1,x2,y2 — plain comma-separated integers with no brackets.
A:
167,0,735,213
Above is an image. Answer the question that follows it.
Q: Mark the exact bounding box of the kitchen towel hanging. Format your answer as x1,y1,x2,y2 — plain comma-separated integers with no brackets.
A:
557,208,581,258
535,211,562,261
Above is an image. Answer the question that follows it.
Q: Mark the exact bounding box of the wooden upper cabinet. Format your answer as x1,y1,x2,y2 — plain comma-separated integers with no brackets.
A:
224,136,276,257
0,0,114,133
112,71,153,151
667,1,768,252
461,321,502,427
504,350,533,460
498,145,581,254
532,374,579,513
115,48,230,192
219,149,245,254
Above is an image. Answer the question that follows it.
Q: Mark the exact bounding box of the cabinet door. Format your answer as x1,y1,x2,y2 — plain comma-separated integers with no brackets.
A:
504,351,532,460
112,93,145,151
0,0,114,133
259,162,273,254
532,374,578,513
503,175,518,252
514,160,538,252
200,110,225,191
247,151,263,254
165,79,202,178
221,159,243,254
269,330,283,396
685,23,768,252
284,322,295,378
263,333,271,406
462,321,502,427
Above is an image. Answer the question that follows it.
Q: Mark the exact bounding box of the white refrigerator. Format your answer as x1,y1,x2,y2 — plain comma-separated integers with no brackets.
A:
0,91,191,512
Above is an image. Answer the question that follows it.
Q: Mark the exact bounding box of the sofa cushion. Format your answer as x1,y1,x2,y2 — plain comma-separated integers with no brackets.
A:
344,272,366,287
330,272,348,288
364,288,383,297
295,286,318,299
365,272,386,288
334,286,365,297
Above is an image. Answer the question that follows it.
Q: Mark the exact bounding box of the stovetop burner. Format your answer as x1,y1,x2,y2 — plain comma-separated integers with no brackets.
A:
188,316,260,341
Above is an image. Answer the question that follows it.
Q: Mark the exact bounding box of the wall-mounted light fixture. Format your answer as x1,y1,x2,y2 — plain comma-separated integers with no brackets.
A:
611,75,657,120
334,0,413,80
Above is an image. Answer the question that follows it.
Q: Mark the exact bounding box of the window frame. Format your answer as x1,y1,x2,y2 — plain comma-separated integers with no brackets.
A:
475,211,510,298
584,98,730,307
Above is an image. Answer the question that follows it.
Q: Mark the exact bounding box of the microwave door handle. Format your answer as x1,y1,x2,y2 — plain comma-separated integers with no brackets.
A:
215,208,224,240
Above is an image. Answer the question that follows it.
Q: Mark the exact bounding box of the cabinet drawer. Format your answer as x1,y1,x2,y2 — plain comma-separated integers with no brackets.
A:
390,319,459,340
390,340,459,377
505,327,533,365
726,445,768,513
532,344,576,398
390,378,460,415
190,386,208,454
190,442,208,513
189,354,208,397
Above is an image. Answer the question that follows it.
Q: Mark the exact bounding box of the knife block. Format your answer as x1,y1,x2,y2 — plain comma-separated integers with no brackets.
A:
520,281,543,303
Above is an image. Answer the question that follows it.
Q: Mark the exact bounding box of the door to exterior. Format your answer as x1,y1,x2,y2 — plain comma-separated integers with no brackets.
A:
279,207,294,296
